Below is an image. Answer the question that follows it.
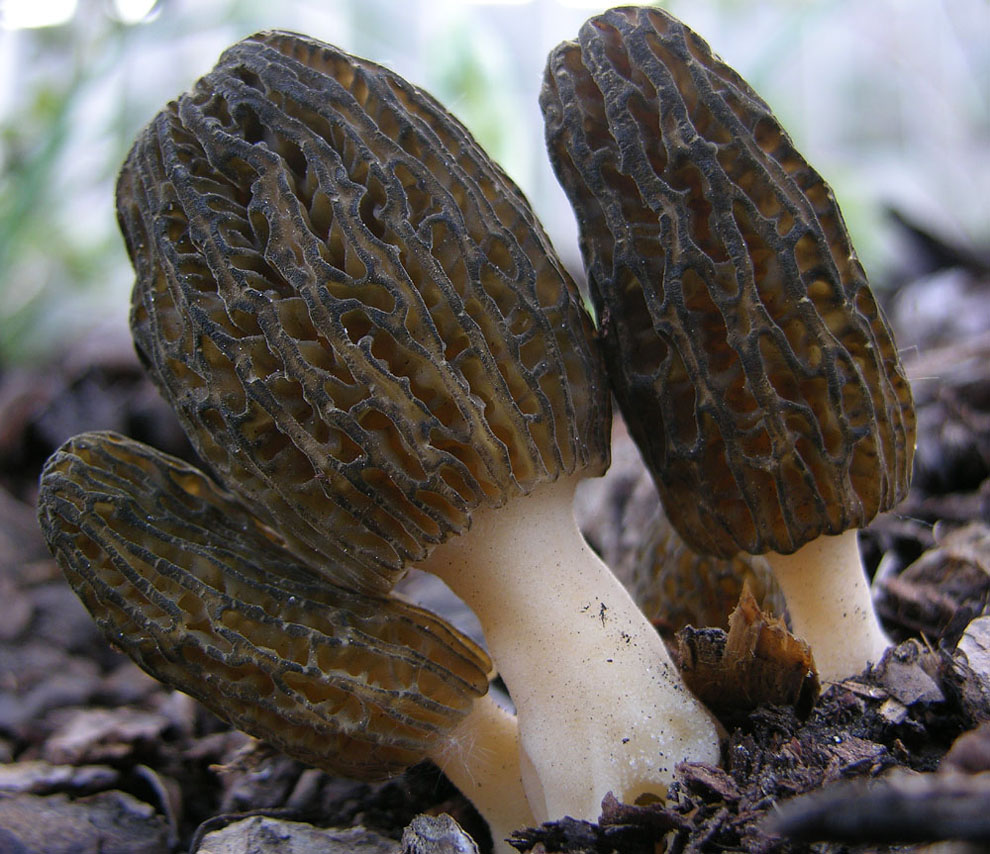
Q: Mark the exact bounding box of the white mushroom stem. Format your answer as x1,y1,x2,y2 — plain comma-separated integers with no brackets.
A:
427,693,534,854
765,528,890,683
419,473,721,824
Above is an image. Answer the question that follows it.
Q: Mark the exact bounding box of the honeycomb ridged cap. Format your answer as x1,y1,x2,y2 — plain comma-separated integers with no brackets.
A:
627,506,785,633
118,31,609,595
541,7,915,557
37,431,491,780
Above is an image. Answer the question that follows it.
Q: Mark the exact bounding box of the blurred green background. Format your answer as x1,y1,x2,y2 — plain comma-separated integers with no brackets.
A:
0,0,987,364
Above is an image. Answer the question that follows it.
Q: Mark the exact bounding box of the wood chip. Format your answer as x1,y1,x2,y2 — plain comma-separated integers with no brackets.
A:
677,587,819,718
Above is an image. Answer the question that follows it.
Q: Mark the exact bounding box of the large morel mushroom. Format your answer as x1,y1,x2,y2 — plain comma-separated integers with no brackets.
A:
38,28,720,844
541,6,916,682
38,430,532,843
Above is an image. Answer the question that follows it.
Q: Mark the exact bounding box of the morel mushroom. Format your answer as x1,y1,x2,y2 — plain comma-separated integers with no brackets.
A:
541,7,916,681
627,506,785,636
108,30,718,826
37,431,533,846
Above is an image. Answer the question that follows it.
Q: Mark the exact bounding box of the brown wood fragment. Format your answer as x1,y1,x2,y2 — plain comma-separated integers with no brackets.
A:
674,763,741,803
767,769,990,845
876,522,990,646
597,790,687,833
509,798,685,854
821,735,888,783
677,586,819,717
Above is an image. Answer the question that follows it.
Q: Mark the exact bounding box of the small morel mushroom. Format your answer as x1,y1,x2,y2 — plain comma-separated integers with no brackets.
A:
625,505,785,636
37,431,534,847
61,28,720,832
541,7,916,681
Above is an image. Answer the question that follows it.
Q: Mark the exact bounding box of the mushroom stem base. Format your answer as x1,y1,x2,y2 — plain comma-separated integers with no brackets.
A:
419,473,720,823
767,529,890,683
427,694,534,854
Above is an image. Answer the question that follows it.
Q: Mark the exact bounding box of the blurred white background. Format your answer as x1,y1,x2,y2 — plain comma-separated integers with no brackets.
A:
0,0,987,362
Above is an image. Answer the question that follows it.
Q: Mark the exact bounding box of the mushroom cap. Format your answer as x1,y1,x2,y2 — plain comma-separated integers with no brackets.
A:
118,31,609,595
541,7,915,557
37,431,491,780
627,505,785,635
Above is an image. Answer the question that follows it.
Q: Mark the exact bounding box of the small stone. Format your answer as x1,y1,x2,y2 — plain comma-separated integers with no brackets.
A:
957,616,990,683
877,644,944,706
195,816,398,854
951,616,990,723
0,790,168,854
0,760,118,794
402,814,480,854
42,707,170,765
879,698,909,725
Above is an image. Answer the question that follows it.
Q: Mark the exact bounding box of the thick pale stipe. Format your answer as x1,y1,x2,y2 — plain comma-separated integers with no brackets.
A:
422,474,721,822
768,529,890,682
